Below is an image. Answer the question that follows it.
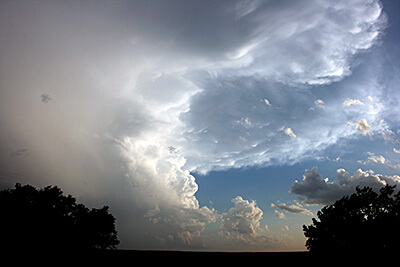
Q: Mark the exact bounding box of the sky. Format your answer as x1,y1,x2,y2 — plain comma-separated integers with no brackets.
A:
1,0,400,251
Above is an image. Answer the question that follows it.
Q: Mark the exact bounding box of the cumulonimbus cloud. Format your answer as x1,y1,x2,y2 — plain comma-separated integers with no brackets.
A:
0,0,388,249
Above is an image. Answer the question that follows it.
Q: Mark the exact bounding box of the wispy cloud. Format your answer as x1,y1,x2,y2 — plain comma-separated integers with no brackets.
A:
271,202,313,217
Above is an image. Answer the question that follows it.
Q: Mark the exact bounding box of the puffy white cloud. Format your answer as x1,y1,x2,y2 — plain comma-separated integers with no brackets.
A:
221,196,263,236
219,196,276,248
348,119,374,135
284,128,297,138
357,119,373,135
343,98,364,107
290,167,400,205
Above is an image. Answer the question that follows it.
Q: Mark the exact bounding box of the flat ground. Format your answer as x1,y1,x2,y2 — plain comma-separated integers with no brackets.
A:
84,250,312,262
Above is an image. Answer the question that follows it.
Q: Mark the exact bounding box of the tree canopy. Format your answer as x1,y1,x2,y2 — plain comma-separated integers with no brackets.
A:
0,183,119,251
303,184,400,253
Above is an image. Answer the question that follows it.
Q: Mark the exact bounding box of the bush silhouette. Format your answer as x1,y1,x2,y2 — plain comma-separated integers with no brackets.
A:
0,183,119,251
303,185,400,254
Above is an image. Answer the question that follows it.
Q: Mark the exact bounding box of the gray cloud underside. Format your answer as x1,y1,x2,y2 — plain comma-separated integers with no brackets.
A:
290,167,400,205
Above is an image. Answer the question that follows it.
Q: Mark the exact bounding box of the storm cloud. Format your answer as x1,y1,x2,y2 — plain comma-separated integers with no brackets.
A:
0,0,390,250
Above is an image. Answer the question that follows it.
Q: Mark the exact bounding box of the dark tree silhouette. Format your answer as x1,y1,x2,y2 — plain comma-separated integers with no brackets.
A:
303,184,400,254
0,183,119,252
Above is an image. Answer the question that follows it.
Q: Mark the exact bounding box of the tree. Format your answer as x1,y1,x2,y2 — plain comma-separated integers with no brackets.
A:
303,184,400,254
0,183,119,252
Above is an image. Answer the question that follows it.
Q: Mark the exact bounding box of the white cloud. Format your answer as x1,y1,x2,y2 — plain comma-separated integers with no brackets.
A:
366,152,387,165
357,152,400,170
222,0,386,86
394,148,400,154
343,98,364,107
221,196,263,236
219,196,277,248
349,119,374,136
263,98,272,106
284,128,297,139
290,167,400,205
357,119,373,135
315,99,325,109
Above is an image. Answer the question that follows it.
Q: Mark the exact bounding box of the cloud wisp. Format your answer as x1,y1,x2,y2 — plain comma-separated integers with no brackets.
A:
271,202,313,217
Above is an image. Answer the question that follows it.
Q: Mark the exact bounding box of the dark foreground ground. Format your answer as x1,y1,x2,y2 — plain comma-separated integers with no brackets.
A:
15,249,387,264
84,250,313,263
102,249,311,258
81,249,390,264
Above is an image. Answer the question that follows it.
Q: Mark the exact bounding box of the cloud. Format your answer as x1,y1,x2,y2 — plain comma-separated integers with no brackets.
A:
290,167,400,205
380,128,397,143
284,128,297,138
0,0,388,250
263,98,272,107
219,196,277,249
365,152,387,164
9,149,29,158
281,225,289,232
343,98,364,107
41,93,52,103
221,196,263,236
273,209,285,219
357,119,373,135
115,137,219,248
357,152,400,170
271,201,313,216
349,119,374,135
314,99,325,109
222,0,386,86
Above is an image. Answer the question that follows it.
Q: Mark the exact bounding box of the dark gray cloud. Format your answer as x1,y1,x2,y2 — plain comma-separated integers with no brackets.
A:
41,93,52,103
9,149,28,158
290,167,400,205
